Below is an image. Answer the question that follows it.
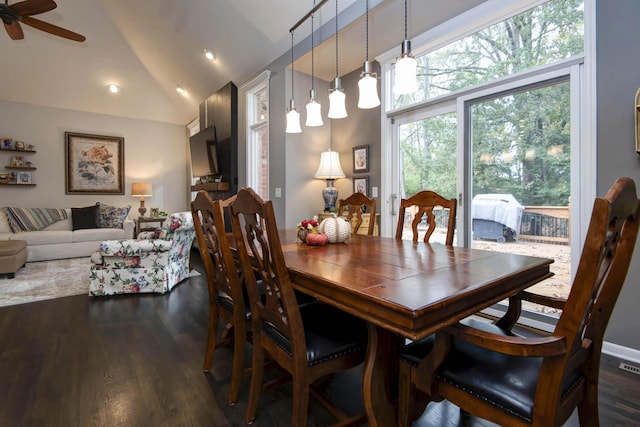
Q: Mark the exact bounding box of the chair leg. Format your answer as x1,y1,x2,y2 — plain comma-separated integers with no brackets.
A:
245,340,266,424
291,379,310,427
203,305,219,372
577,383,599,426
227,324,246,405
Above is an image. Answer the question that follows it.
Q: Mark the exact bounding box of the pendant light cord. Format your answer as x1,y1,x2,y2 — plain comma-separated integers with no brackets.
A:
365,0,369,62
334,0,339,78
404,0,408,40
311,0,315,92
290,31,295,100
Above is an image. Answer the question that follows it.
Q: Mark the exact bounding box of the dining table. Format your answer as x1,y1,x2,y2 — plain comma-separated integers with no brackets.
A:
277,229,553,426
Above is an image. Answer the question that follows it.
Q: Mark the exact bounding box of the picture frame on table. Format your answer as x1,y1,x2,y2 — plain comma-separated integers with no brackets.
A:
353,176,369,197
150,208,159,217
16,171,31,184
352,145,369,173
65,132,124,194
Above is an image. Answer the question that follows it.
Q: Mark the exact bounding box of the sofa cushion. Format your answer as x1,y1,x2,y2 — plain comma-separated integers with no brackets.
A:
0,210,9,233
71,205,100,231
10,230,73,245
97,203,131,228
73,228,127,243
43,209,73,231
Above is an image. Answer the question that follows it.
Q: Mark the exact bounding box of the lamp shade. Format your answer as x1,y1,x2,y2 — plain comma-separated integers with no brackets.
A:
305,98,323,127
131,182,152,197
314,150,345,179
358,74,380,109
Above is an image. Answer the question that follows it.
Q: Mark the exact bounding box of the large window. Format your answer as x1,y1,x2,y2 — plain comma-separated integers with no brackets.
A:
391,0,584,109
382,0,591,322
243,71,271,200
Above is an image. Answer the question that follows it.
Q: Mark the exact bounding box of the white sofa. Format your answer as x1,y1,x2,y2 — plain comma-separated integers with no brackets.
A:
0,206,134,262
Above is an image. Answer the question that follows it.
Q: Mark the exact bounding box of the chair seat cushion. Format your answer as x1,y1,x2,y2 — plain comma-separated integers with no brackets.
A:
217,292,251,321
264,302,367,366
400,318,579,423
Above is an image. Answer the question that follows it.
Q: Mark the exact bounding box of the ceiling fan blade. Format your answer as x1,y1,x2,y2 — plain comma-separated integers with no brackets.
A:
21,16,85,42
10,0,57,17
4,20,24,40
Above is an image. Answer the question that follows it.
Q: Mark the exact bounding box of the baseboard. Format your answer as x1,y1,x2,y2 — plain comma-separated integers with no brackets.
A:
603,342,640,365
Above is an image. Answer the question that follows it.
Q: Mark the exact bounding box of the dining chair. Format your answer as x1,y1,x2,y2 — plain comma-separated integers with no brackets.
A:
395,190,457,245
229,187,368,427
191,190,249,406
337,192,376,235
397,177,640,427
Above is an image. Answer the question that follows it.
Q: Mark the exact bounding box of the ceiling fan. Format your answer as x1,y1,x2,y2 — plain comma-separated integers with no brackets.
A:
0,0,85,42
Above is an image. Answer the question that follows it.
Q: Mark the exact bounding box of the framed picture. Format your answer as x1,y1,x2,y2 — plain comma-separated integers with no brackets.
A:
353,176,369,197
14,140,25,150
10,156,23,167
16,171,31,184
353,145,370,173
65,132,124,194
150,208,159,217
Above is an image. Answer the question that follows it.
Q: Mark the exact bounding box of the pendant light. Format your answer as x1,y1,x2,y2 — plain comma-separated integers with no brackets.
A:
393,0,418,95
305,1,323,127
286,31,302,134
358,0,380,109
328,0,347,119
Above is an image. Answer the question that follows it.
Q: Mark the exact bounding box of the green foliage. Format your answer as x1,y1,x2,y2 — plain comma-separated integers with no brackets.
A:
399,0,582,206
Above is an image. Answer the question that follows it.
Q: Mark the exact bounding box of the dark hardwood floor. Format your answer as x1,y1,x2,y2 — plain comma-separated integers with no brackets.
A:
0,249,638,426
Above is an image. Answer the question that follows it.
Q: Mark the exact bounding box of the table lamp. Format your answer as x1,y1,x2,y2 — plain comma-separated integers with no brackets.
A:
314,149,345,211
131,182,152,217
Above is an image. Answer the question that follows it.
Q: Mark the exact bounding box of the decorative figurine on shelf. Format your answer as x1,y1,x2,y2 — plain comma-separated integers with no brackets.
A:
3,139,13,149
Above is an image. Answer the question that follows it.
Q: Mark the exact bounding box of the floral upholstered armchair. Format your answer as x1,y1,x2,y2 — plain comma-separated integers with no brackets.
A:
89,212,195,296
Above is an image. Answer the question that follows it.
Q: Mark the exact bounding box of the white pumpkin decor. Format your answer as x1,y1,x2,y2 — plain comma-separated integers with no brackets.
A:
318,214,351,243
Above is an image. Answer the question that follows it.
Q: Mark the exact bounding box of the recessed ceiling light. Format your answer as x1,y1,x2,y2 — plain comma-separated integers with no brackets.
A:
176,86,187,95
108,84,119,94
204,49,216,61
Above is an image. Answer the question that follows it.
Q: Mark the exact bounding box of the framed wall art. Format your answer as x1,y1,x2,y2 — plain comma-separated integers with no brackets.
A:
16,171,31,184
352,145,369,173
353,176,369,197
65,132,124,194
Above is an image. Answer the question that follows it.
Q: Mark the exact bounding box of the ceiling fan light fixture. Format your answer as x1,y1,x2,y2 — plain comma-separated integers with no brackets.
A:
107,84,119,94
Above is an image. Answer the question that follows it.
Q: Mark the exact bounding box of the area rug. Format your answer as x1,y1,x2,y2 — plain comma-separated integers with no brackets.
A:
0,258,202,308
0,257,92,307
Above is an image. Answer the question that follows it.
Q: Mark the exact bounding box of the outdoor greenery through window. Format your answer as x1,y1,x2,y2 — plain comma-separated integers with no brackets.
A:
392,0,584,109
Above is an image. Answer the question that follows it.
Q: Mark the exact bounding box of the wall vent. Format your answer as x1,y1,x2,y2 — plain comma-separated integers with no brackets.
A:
618,362,640,375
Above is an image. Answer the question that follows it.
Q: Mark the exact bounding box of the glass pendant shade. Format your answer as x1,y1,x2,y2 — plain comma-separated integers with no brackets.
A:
305,90,323,126
394,40,418,95
328,78,347,119
286,108,302,133
358,61,380,109
286,98,302,133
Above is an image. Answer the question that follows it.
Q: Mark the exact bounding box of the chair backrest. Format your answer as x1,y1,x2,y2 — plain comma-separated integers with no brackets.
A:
229,187,307,359
191,191,243,311
337,192,376,235
546,177,639,412
395,190,456,245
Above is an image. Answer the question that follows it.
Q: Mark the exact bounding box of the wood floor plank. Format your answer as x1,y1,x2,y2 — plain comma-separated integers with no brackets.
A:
0,249,637,426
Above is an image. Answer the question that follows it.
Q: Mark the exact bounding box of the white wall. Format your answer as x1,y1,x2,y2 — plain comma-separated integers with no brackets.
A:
0,100,189,216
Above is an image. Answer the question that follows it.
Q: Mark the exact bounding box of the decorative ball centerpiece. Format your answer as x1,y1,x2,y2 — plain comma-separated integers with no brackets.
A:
318,214,351,243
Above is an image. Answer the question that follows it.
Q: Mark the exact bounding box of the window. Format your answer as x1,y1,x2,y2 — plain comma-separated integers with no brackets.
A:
243,71,271,200
381,0,592,323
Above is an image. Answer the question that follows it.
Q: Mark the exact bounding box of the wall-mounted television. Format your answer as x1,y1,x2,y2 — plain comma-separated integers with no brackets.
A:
189,125,218,179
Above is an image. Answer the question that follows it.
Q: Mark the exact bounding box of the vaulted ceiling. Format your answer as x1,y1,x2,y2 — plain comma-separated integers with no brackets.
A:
0,0,485,125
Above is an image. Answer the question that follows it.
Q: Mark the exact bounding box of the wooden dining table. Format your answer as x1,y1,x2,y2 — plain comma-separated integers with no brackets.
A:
277,229,553,426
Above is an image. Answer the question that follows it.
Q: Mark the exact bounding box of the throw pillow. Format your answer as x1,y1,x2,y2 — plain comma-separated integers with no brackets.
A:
71,205,100,231
96,202,131,228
